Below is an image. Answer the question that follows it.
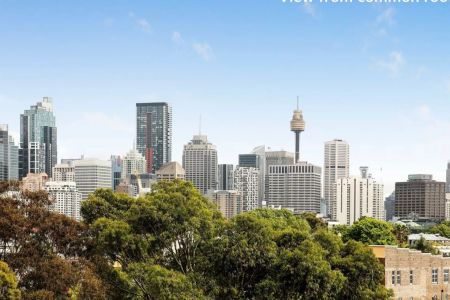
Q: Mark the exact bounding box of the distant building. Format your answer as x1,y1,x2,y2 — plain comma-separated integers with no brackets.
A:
52,163,75,182
395,174,446,221
45,181,82,220
0,125,18,180
19,97,57,179
22,173,49,191
408,233,450,247
371,245,450,300
207,190,241,219
385,191,395,221
122,148,146,179
334,167,384,225
324,139,349,217
267,162,321,214
234,166,259,212
156,162,185,181
218,164,234,190
136,102,172,173
239,145,266,204
447,162,450,193
264,150,294,201
74,158,112,200
111,155,122,191
182,134,218,194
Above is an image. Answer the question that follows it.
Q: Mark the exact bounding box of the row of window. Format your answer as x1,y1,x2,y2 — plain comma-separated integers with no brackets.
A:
392,269,450,285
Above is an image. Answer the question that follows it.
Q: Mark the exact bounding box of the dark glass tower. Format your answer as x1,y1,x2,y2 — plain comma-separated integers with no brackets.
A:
136,102,172,174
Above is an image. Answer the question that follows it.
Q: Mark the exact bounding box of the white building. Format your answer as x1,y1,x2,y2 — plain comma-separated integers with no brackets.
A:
45,181,83,220
74,158,112,200
207,190,242,219
182,135,218,194
334,167,384,225
122,148,146,179
324,139,349,218
267,162,321,213
52,163,75,181
234,166,259,212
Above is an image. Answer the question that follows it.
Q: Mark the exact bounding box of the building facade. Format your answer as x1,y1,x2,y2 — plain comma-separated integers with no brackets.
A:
0,125,19,181
122,148,147,179
21,173,49,191
267,162,321,213
207,190,242,219
136,102,172,174
334,168,384,225
395,175,446,221
111,155,122,191
234,166,259,212
156,162,185,181
218,164,234,190
45,181,83,220
182,135,218,194
52,163,75,181
19,97,57,179
324,139,350,218
74,158,112,200
385,191,396,221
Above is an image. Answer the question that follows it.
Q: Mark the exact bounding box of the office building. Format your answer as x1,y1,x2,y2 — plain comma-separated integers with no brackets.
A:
21,173,49,191
334,167,384,225
45,181,83,220
447,162,450,193
324,139,349,217
218,164,234,190
52,163,75,181
385,192,395,221
0,125,19,181
239,145,266,204
156,162,185,181
136,102,172,174
182,134,218,194
19,97,57,179
395,174,446,221
264,150,294,201
111,155,122,191
74,158,112,200
207,190,241,219
267,162,321,213
234,166,259,212
122,147,147,179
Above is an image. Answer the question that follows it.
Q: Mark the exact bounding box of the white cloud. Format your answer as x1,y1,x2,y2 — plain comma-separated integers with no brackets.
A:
192,42,214,61
302,2,317,18
136,18,151,33
172,31,185,46
376,8,395,26
376,51,405,76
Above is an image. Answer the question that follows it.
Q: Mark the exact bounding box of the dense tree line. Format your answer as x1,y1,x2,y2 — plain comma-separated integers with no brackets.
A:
0,180,393,299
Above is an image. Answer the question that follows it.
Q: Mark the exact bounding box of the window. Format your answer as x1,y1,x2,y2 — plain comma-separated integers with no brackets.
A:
409,270,414,285
391,271,396,285
445,269,449,284
432,269,438,284
397,270,401,285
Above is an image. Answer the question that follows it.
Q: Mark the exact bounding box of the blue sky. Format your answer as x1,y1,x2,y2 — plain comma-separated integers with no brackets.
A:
1,0,450,194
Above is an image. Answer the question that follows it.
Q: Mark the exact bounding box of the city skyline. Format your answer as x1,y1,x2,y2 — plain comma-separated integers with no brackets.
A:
1,1,450,195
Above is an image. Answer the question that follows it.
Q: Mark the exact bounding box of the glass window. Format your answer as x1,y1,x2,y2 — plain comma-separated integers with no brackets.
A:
391,271,396,285
409,270,414,285
445,269,449,284
397,270,401,285
432,269,438,284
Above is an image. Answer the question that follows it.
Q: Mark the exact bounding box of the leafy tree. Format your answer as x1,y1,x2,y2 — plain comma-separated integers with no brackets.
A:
343,217,397,245
393,224,410,246
300,212,327,232
430,221,450,238
411,236,438,254
0,260,20,300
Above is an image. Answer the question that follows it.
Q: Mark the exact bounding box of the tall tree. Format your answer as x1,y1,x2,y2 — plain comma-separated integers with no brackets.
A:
0,260,20,300
343,217,397,245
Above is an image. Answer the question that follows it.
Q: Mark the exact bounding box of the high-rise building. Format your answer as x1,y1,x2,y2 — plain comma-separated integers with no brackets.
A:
264,150,294,201
290,100,305,163
182,134,218,194
111,155,122,191
52,163,75,181
446,162,450,193
239,146,266,204
45,181,83,220
218,164,234,190
74,158,112,200
385,192,395,221
136,102,172,174
207,190,242,219
324,139,350,217
19,97,57,179
267,162,321,213
0,125,19,181
156,162,185,181
234,166,259,212
334,167,384,225
395,174,446,221
122,148,147,179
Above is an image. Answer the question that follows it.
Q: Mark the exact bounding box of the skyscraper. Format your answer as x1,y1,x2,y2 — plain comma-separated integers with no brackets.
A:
182,134,218,194
45,181,83,221
136,102,172,174
19,97,57,179
290,100,305,163
74,158,112,200
218,164,234,190
395,174,446,221
324,139,350,217
385,192,395,221
239,146,266,204
234,166,259,212
334,167,384,225
446,162,450,192
122,147,147,179
52,163,75,181
111,155,122,191
0,125,19,181
207,190,241,219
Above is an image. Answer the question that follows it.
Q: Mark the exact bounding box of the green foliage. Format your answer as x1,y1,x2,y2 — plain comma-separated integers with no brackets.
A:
411,237,438,254
0,261,20,300
429,221,450,238
343,217,397,245
393,224,410,246
300,211,327,231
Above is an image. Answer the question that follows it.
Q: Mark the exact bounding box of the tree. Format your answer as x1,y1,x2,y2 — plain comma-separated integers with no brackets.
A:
411,237,437,254
343,217,397,245
393,224,410,246
300,212,327,232
430,221,450,238
0,261,20,300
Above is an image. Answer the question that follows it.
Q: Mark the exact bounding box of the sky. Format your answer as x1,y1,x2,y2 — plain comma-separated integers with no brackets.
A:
1,0,450,195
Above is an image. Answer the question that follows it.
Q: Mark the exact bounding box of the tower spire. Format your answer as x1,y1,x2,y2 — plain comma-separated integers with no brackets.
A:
290,98,305,163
